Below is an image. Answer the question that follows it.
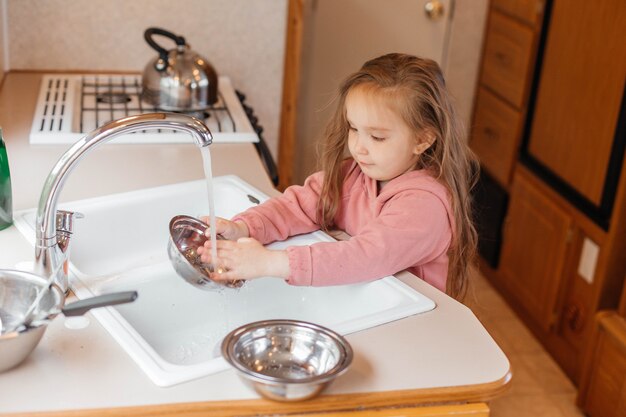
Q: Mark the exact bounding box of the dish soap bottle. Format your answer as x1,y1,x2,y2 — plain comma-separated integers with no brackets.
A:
0,127,12,230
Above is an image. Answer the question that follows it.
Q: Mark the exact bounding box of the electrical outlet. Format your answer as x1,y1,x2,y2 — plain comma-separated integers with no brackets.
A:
578,238,599,284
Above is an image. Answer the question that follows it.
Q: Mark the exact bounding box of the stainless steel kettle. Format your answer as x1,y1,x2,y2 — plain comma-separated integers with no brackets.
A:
141,27,218,111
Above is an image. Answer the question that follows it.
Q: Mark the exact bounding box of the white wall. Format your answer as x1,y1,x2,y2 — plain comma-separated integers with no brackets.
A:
4,0,287,157
0,0,7,85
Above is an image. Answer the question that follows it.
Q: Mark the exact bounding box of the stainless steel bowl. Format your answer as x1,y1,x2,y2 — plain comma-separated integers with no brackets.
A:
221,319,353,402
1,270,138,373
168,215,243,290
0,270,64,372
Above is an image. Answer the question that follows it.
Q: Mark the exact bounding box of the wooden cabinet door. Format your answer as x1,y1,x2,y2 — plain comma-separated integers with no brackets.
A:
526,0,626,206
499,173,572,331
579,312,626,417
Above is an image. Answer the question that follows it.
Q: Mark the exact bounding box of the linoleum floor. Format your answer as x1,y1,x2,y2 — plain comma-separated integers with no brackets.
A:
464,273,587,417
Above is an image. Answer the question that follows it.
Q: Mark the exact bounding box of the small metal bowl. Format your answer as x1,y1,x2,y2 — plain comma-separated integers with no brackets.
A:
168,215,243,290
1,270,137,373
0,270,65,373
221,319,353,402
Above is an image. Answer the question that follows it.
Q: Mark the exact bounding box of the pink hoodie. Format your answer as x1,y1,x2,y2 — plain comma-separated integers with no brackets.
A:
234,160,453,292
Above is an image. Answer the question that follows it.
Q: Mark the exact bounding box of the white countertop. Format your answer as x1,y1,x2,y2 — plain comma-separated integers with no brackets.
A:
0,72,510,415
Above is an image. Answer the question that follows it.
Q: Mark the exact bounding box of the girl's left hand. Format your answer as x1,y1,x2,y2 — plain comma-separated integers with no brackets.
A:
197,237,290,282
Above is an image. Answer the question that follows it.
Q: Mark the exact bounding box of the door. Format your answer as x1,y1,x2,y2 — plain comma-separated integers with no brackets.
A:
292,0,455,184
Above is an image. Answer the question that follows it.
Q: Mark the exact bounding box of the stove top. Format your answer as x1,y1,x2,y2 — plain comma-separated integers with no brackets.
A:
29,74,258,145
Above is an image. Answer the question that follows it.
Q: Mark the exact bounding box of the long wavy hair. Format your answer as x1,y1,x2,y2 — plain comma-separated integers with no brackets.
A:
317,53,479,300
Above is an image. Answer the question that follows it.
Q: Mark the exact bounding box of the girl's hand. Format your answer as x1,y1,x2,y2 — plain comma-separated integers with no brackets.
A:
197,237,290,282
199,216,249,241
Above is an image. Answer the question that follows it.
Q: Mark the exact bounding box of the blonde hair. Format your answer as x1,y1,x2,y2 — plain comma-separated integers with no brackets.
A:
317,53,479,300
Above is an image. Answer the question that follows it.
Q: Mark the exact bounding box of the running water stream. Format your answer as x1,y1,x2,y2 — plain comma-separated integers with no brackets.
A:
200,147,220,271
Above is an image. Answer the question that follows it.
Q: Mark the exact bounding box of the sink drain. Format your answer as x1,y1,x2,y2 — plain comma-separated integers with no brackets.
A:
64,316,90,330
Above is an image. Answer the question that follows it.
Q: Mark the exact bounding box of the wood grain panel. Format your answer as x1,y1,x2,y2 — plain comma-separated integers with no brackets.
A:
278,0,304,190
578,312,626,417
527,0,626,205
0,377,510,417
491,0,543,26
286,403,490,417
499,171,572,331
481,10,535,109
620,276,626,317
471,87,523,187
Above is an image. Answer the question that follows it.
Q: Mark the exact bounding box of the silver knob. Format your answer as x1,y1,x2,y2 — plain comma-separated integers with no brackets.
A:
424,0,445,21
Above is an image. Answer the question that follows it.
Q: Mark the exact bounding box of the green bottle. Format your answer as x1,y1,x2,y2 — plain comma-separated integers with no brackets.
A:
0,127,12,230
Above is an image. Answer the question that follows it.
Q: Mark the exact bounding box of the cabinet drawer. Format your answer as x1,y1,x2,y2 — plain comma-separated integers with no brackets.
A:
491,0,544,26
470,87,522,187
481,10,535,108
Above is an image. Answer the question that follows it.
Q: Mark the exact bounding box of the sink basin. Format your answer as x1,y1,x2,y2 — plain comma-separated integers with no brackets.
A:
14,176,436,386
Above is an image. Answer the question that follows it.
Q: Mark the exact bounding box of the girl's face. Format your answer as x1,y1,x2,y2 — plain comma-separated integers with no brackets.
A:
345,86,429,183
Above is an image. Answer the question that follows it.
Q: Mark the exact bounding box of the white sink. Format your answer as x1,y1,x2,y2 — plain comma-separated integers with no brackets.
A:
14,176,436,386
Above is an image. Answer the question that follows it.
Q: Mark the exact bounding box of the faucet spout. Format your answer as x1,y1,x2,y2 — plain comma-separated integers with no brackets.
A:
34,112,213,292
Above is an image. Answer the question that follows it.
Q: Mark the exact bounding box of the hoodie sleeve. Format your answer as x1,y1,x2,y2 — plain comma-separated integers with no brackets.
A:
233,171,324,244
285,189,452,286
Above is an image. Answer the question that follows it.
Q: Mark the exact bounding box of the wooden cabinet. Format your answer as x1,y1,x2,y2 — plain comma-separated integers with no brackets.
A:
513,1,626,380
473,0,626,387
578,276,626,417
469,1,544,188
499,172,572,331
578,311,626,417
469,1,545,269
525,0,626,209
495,161,626,384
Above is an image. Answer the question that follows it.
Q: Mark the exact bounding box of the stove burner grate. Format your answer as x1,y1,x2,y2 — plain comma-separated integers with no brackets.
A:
79,75,236,134
96,91,132,105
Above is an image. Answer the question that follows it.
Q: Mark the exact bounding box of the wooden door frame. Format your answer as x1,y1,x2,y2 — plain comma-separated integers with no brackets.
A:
277,0,304,190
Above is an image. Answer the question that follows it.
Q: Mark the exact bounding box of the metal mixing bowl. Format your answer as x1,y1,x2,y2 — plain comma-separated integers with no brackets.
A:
0,270,64,372
221,319,353,401
168,215,243,290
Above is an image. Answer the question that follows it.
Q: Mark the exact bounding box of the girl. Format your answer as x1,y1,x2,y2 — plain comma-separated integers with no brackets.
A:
198,53,478,300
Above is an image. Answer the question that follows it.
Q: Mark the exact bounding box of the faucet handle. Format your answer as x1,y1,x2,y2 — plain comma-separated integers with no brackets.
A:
56,210,84,234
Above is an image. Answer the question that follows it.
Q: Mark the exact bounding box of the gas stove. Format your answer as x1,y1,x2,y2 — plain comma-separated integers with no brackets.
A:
29,74,259,145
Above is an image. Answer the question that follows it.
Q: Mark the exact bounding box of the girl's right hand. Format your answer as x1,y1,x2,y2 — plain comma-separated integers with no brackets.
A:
199,216,250,241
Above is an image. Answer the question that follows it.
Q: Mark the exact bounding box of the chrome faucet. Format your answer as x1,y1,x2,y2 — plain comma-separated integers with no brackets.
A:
34,113,213,293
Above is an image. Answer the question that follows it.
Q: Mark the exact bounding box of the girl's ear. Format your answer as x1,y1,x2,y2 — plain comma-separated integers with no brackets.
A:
413,130,436,155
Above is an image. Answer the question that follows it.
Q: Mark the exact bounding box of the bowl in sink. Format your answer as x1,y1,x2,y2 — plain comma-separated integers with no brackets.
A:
167,215,243,290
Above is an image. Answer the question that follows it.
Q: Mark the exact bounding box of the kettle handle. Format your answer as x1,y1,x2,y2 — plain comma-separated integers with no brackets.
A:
144,27,186,72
